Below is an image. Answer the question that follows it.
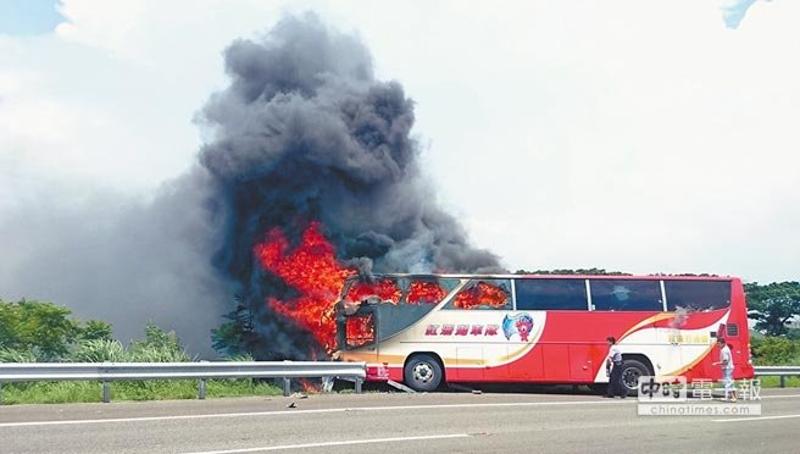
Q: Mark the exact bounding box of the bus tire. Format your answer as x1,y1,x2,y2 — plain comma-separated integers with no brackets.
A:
619,359,649,396
404,353,443,392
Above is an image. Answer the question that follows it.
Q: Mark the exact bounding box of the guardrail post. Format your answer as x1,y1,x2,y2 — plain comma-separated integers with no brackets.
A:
198,379,207,400
283,378,291,397
101,381,111,403
780,376,786,388
355,378,363,394
0,381,3,405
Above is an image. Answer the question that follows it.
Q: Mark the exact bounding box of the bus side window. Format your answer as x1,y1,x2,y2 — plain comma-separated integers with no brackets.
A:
407,279,447,305
590,280,662,311
445,279,512,310
515,279,588,311
665,280,731,312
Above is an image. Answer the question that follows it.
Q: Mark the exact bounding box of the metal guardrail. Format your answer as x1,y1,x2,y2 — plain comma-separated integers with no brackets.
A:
0,363,793,404
0,361,366,403
754,365,800,388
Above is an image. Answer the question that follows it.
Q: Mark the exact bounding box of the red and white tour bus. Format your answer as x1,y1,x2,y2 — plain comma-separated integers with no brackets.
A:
335,274,754,393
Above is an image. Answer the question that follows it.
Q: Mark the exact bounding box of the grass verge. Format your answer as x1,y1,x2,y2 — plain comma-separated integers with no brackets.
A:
758,376,800,388
0,379,282,405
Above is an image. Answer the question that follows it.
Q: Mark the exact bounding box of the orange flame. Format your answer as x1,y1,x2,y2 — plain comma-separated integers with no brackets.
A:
253,221,353,353
345,279,401,305
407,281,447,305
253,222,453,353
345,314,375,348
453,281,508,309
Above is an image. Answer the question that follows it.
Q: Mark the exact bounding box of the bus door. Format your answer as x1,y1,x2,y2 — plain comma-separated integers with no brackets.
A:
445,278,514,382
338,304,379,363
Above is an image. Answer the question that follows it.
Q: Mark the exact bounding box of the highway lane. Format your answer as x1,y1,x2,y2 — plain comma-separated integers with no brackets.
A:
1,389,798,453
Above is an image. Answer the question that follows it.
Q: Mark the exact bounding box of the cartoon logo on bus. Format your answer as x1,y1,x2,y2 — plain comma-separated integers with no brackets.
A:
502,313,534,342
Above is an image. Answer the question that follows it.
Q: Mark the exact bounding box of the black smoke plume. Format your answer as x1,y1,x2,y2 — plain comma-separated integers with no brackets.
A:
198,14,500,358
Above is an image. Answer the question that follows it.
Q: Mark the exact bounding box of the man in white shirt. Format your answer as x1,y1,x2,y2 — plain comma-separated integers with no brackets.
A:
713,338,737,401
605,336,625,398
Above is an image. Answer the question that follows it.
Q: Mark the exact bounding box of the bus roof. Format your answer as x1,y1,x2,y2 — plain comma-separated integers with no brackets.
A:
352,273,735,281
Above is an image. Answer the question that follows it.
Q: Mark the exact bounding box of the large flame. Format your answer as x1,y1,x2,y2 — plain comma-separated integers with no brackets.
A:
253,222,457,354
253,222,352,353
345,279,402,305
345,314,376,348
453,281,508,309
407,281,447,305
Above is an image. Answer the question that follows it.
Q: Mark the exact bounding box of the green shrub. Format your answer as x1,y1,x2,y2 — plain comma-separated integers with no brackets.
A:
0,299,117,361
127,323,192,362
751,336,800,365
0,300,78,360
226,353,255,362
78,320,113,342
70,339,128,362
0,347,36,363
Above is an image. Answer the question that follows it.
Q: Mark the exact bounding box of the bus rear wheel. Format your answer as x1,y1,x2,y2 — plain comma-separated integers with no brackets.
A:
404,354,443,392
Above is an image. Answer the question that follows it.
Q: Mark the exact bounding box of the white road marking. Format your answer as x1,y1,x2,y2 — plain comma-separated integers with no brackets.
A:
179,434,470,454
0,399,632,428
1,392,797,429
713,414,800,423
759,393,800,399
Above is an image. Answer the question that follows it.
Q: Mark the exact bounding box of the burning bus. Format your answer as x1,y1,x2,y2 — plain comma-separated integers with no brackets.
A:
335,274,754,393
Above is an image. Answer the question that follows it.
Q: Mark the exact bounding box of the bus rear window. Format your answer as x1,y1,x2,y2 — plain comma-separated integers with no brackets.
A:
665,280,731,312
590,280,663,311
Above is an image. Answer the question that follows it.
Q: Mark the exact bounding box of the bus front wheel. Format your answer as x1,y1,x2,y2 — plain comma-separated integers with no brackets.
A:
404,354,443,392
620,359,649,396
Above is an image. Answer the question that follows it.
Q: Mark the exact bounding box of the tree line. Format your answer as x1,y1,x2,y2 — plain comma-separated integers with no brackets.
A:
0,299,191,363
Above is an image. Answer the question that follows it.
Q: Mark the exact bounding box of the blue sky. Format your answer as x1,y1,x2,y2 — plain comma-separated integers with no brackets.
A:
0,0,64,35
722,0,759,28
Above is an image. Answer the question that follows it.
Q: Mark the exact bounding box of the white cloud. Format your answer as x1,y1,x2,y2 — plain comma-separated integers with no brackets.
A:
1,0,798,290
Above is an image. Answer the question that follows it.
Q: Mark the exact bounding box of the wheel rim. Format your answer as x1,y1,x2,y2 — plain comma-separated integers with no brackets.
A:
622,367,641,390
412,362,434,384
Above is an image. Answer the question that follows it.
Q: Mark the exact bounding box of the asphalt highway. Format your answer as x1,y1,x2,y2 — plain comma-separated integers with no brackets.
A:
1,388,798,453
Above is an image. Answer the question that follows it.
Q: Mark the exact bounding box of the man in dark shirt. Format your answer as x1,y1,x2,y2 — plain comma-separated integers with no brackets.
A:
605,336,625,398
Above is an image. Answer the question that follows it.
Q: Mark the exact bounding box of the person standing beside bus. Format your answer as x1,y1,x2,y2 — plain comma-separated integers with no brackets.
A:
605,336,625,398
713,338,737,401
